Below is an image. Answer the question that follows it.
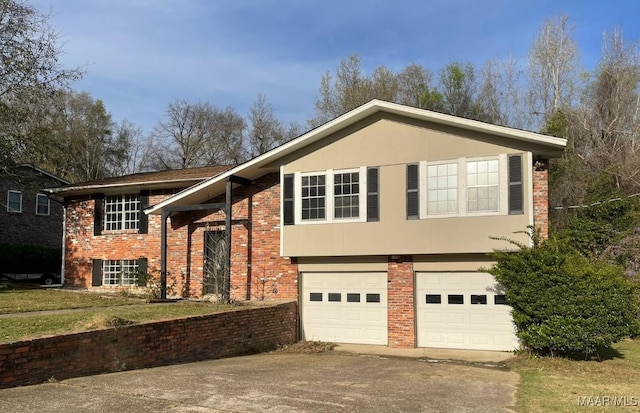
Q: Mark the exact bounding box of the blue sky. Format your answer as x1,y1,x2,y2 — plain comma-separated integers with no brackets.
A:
32,0,640,135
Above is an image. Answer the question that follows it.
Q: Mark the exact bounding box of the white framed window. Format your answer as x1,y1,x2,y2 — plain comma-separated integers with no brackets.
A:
104,194,140,231
333,170,360,219
36,193,50,216
102,259,139,286
7,190,22,213
418,155,508,219
301,174,326,220
467,159,500,212
427,162,458,215
295,167,367,224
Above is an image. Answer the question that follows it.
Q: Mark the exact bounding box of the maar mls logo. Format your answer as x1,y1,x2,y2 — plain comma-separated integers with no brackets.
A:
577,396,639,407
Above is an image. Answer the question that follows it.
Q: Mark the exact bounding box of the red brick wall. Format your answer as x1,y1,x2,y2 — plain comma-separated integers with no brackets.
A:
387,257,415,348
64,174,298,300
0,302,298,389
532,162,549,240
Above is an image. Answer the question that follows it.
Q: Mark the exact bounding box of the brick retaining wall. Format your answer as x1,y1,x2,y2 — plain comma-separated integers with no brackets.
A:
0,301,298,389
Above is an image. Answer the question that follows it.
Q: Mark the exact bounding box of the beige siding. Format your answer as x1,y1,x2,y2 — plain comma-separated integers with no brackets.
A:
282,114,533,257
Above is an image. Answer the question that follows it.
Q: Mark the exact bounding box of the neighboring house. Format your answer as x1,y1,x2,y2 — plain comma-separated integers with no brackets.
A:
0,164,69,249
47,100,567,351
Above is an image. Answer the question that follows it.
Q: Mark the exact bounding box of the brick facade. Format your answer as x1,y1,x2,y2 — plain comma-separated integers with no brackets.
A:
64,173,298,299
0,165,66,249
0,301,297,389
532,162,549,240
387,257,415,348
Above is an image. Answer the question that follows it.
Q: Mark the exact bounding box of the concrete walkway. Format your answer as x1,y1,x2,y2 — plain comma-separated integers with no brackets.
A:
335,343,514,363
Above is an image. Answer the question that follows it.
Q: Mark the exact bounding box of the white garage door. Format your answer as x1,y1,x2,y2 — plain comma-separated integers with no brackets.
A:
301,272,387,345
416,272,518,351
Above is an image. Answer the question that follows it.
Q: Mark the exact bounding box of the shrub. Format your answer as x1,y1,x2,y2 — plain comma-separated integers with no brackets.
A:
487,232,640,357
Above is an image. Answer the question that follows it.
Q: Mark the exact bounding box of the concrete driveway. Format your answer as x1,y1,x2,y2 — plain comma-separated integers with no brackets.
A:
0,351,518,412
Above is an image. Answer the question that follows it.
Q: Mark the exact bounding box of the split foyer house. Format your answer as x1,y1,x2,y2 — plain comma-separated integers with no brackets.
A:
47,100,567,351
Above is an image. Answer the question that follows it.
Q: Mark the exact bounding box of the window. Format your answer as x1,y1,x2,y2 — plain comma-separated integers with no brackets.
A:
36,194,50,216
366,293,380,303
7,190,22,213
102,259,139,286
334,172,359,219
293,167,371,224
416,154,518,219
301,174,326,220
427,163,458,215
347,293,360,302
467,159,500,212
104,194,140,231
426,294,442,304
448,294,464,304
494,295,507,305
309,293,323,302
328,293,341,302
471,294,487,305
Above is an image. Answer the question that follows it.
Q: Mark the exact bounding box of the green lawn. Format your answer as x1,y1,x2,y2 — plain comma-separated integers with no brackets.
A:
508,339,640,412
0,285,244,343
0,287,146,313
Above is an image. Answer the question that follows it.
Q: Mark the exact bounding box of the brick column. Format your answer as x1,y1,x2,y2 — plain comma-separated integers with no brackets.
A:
533,162,549,240
387,257,415,348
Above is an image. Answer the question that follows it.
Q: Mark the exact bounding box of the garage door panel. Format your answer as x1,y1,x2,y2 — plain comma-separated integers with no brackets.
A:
302,272,388,345
417,272,518,351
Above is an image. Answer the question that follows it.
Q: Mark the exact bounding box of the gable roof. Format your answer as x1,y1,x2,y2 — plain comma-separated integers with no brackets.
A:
3,164,71,185
146,99,568,215
44,165,233,197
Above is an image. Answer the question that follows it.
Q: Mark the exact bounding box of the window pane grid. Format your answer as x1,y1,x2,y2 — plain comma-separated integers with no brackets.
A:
36,194,50,215
467,160,499,212
301,175,326,220
103,259,139,286
7,191,22,212
104,194,140,231
334,172,359,219
427,163,457,214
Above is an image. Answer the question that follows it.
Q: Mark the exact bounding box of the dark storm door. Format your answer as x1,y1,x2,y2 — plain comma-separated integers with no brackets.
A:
203,230,228,296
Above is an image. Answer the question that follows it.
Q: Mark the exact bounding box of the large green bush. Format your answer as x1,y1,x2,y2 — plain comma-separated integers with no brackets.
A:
488,233,640,357
0,243,61,274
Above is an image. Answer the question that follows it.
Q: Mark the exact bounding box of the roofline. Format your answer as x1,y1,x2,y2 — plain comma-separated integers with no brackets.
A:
145,100,568,215
15,164,71,185
44,177,216,195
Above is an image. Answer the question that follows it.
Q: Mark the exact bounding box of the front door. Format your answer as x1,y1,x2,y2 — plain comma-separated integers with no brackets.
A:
203,230,227,297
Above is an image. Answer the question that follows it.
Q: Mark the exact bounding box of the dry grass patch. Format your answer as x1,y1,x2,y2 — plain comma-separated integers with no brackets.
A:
75,315,136,331
508,339,640,412
275,341,336,353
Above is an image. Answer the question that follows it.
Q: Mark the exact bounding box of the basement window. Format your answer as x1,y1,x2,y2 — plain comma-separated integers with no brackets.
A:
102,259,140,286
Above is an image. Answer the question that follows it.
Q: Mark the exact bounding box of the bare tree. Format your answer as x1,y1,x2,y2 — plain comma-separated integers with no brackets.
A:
248,93,284,157
396,63,434,108
528,15,581,123
149,100,224,169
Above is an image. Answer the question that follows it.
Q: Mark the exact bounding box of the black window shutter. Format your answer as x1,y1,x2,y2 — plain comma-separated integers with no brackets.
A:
92,193,105,236
283,174,294,225
367,167,379,222
91,259,103,286
407,164,419,219
139,190,149,234
137,257,148,286
508,154,524,215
